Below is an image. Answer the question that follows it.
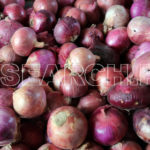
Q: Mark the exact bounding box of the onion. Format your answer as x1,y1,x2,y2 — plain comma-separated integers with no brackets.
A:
54,17,81,44
1,143,30,150
77,90,106,114
59,6,73,18
13,86,47,118
90,105,128,146
133,107,150,143
110,141,142,150
0,0,25,7
0,107,19,146
130,0,150,18
29,10,56,33
11,27,44,57
0,19,22,48
65,47,97,74
38,143,61,150
127,16,150,45
65,8,87,27
75,0,100,24
33,0,58,14
97,0,125,12
24,49,56,78
96,23,104,32
120,64,132,76
58,42,77,68
0,45,22,63
3,3,26,22
96,67,124,96
80,26,103,48
57,0,74,6
103,5,129,33
60,74,88,98
53,69,70,90
146,145,150,150
105,27,131,53
47,106,88,149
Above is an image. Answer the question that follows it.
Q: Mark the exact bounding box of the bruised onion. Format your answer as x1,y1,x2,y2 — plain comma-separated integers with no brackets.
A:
0,19,22,48
77,90,105,114
60,74,88,98
105,27,130,53
54,17,81,44
103,5,129,33
57,0,74,6
3,3,26,22
65,47,97,74
38,143,61,150
11,27,44,56
65,8,87,27
13,86,47,118
80,26,103,48
53,69,70,90
47,106,88,149
133,107,150,143
58,42,77,68
0,107,19,146
33,0,58,14
90,105,128,146
96,67,124,96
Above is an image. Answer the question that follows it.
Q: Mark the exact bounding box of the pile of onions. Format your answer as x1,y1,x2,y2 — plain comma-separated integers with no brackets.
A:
38,143,61,150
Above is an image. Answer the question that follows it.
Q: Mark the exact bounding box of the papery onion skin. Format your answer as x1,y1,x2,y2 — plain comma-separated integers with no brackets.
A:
96,67,124,96
133,107,150,143
38,143,61,150
47,106,88,149
13,86,47,118
0,0,25,7
53,69,70,90
58,42,77,68
59,6,73,18
25,49,56,78
60,75,88,98
90,105,128,146
54,17,81,44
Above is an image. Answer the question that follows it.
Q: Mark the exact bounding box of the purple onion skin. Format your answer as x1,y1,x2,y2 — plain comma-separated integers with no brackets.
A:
130,0,150,18
0,107,19,146
133,107,150,143
57,0,75,6
0,0,25,7
54,17,81,44
107,82,150,110
90,105,128,146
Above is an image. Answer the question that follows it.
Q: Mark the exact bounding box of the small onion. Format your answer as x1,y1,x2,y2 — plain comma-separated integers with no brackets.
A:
47,106,88,149
13,86,47,118
54,17,81,44
38,143,61,150
11,27,44,56
133,107,150,143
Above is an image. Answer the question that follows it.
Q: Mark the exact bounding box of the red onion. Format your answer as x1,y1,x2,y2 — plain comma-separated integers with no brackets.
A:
97,0,125,12
103,5,129,33
130,0,150,18
29,10,56,33
33,0,58,14
3,3,26,22
146,145,150,150
120,64,132,76
24,49,56,78
53,69,70,90
126,45,139,63
90,105,128,146
38,143,61,150
105,27,131,53
77,90,105,114
65,47,97,74
0,107,19,146
11,27,44,56
1,143,30,150
75,0,100,24
59,6,73,18
0,19,22,48
96,23,104,32
21,122,44,148
65,8,87,27
54,17,81,44
96,67,124,96
127,16,150,45
60,74,88,98
0,45,22,63
13,86,47,118
110,141,142,150
58,42,77,68
47,106,88,149
57,0,74,6
0,0,25,7
80,26,103,48
133,107,150,143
